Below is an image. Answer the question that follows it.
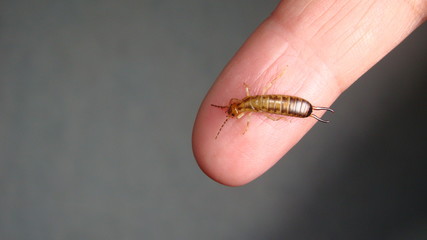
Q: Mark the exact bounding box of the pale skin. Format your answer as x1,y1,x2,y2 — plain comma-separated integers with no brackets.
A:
192,0,427,186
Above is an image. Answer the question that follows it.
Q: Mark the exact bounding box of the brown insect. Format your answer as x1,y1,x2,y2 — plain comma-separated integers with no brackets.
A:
211,83,334,139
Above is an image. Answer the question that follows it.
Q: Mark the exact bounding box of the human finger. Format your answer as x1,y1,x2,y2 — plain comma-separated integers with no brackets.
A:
192,0,426,186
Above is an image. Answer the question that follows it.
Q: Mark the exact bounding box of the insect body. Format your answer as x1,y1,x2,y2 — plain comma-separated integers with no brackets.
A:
211,90,334,139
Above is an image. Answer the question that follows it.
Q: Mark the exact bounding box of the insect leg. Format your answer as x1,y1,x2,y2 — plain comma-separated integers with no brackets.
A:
242,112,252,135
261,68,287,95
243,82,251,97
262,113,285,121
236,112,246,119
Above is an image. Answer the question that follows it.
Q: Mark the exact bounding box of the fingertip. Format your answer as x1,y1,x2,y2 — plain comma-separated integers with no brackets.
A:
192,102,302,186
192,106,254,186
193,0,423,186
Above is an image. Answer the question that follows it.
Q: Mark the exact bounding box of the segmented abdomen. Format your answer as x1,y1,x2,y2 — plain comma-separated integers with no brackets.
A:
240,95,313,118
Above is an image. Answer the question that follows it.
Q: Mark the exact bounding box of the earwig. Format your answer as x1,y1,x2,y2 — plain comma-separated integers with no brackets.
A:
211,87,334,139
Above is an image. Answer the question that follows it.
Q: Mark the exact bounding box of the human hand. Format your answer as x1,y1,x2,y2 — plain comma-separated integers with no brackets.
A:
192,0,426,186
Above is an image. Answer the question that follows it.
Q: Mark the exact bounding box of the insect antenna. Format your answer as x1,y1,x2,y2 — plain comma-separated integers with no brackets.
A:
215,117,230,139
311,106,334,123
211,104,228,109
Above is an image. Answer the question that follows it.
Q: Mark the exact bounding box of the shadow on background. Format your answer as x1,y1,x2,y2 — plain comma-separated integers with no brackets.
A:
273,72,427,240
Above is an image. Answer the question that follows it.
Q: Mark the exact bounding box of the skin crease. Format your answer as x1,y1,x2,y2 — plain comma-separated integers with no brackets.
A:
192,0,427,186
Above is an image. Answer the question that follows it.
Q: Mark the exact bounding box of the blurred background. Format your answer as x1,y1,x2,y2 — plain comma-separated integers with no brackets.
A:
0,1,426,239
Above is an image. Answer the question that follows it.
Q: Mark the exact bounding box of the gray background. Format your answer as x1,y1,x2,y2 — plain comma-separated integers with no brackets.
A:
1,1,426,239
